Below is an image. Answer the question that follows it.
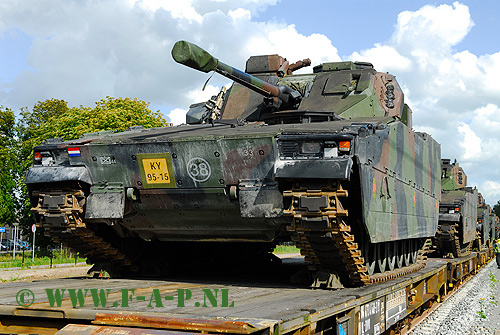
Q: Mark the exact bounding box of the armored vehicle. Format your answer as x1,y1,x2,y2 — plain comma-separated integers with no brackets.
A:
490,212,499,242
475,193,491,250
435,159,477,257
26,41,441,288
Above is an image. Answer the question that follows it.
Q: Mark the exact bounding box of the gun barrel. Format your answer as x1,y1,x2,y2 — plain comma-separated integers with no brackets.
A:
172,40,299,103
216,62,280,98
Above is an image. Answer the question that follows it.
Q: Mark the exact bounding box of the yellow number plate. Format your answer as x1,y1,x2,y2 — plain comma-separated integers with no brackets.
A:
142,158,171,184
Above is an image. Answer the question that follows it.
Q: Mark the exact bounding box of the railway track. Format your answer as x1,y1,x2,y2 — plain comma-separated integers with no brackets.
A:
407,261,500,335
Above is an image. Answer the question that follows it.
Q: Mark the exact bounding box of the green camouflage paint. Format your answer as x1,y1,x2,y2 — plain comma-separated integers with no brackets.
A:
26,40,443,280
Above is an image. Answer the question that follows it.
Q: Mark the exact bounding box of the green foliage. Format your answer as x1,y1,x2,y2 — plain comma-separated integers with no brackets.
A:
489,271,499,286
274,244,300,254
18,99,71,169
494,201,500,219
18,97,167,165
0,251,86,269
489,271,499,305
29,97,166,143
477,298,487,319
0,106,20,225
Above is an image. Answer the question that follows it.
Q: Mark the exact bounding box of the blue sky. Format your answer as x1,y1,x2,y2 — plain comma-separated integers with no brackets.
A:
257,0,500,57
0,0,499,205
0,29,32,83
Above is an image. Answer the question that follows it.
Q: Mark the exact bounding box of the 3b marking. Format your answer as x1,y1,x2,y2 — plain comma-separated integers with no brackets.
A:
187,157,211,182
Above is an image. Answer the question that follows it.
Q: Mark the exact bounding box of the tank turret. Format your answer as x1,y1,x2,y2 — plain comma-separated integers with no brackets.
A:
477,192,485,207
441,159,467,190
174,41,412,126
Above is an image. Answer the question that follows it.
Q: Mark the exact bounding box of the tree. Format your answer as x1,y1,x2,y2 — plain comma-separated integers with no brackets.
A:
18,97,167,166
38,97,163,140
17,99,71,171
0,106,19,226
494,200,500,219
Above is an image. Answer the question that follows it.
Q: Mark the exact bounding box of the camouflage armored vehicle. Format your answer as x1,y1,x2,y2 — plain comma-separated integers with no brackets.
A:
490,212,499,243
475,193,491,250
435,159,477,257
26,41,441,288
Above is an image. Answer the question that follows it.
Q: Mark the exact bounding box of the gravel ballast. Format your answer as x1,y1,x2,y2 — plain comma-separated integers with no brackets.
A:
410,260,500,335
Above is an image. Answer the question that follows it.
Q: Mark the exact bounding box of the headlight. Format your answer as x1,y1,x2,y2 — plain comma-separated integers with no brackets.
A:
300,142,322,154
33,151,54,166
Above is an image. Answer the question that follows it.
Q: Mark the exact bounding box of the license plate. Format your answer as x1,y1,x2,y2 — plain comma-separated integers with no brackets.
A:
137,153,176,188
142,158,171,183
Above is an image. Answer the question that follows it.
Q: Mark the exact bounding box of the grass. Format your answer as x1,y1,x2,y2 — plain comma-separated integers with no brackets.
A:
0,275,19,283
0,250,86,269
477,298,487,319
274,244,300,254
489,271,499,306
0,244,299,267
477,272,500,319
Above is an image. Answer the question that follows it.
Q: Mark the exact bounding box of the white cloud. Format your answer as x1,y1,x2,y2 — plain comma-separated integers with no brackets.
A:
394,2,473,49
480,181,500,205
344,2,500,204
350,44,412,73
0,0,339,115
228,8,251,21
167,108,188,125
457,123,481,160
137,0,202,22
1,1,500,205
186,84,222,104
470,104,500,137
246,25,340,67
190,0,278,17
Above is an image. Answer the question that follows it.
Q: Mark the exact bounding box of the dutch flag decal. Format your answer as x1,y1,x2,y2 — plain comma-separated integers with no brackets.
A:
67,147,81,157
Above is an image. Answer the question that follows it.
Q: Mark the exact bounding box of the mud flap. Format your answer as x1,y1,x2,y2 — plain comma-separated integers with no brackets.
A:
85,183,125,219
239,181,283,218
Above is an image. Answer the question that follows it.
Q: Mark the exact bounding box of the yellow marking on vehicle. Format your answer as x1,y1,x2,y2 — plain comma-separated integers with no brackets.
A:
142,158,171,184
137,153,176,189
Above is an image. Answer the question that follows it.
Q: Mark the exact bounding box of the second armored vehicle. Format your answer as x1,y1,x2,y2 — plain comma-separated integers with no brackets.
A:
435,159,477,257
476,193,491,250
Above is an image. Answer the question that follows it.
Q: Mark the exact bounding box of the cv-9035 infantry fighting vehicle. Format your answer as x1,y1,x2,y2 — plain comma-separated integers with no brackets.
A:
475,192,492,250
435,159,477,257
489,212,499,243
26,41,441,288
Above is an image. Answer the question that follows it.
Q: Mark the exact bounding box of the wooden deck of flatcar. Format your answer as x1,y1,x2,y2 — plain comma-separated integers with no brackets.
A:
0,250,493,335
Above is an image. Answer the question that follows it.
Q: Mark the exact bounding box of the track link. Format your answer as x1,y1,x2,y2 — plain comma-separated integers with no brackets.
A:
31,190,134,274
435,224,472,258
284,181,429,288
